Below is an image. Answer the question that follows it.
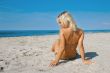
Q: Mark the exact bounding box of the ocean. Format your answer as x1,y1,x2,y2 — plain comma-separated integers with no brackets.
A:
0,30,110,37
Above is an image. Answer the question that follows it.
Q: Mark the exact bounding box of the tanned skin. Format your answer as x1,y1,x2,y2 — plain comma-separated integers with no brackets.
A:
49,19,93,67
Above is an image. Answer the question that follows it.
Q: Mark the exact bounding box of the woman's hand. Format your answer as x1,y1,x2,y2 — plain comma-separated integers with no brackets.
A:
49,60,58,67
83,60,94,64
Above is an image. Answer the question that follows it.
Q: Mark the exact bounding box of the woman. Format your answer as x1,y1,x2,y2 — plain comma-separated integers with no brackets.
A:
49,11,93,66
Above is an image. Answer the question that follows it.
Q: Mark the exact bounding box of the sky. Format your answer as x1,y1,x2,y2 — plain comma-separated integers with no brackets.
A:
0,0,110,30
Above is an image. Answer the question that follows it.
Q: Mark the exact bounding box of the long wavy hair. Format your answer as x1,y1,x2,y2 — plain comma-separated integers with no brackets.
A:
57,11,77,31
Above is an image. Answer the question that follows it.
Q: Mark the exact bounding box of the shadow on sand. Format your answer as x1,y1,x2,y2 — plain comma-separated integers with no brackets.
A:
85,52,99,60
58,52,98,65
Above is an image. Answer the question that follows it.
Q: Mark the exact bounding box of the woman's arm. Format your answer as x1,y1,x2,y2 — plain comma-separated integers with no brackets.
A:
49,30,65,66
78,31,92,64
78,31,85,61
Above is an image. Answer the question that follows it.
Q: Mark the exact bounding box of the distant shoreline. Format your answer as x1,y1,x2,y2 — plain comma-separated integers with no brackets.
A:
0,30,110,37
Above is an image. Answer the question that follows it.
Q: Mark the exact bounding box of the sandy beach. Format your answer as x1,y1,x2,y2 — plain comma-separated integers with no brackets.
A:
0,33,110,73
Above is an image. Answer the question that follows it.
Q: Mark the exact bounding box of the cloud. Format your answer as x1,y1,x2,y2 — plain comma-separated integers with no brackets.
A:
103,22,110,25
0,12,59,30
0,11,110,30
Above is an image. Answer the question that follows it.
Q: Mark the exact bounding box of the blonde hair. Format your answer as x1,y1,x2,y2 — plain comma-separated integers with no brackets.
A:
57,11,77,31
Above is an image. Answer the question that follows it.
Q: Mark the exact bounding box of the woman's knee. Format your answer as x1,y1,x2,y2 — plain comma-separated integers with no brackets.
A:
51,39,60,52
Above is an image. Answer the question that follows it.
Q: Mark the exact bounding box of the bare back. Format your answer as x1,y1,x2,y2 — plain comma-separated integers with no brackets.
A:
59,28,83,59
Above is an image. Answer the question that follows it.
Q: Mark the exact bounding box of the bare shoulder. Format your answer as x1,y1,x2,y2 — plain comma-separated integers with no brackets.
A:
77,28,84,35
59,29,65,35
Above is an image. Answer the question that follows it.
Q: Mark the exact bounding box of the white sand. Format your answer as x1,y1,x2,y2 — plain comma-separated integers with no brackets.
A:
0,33,110,73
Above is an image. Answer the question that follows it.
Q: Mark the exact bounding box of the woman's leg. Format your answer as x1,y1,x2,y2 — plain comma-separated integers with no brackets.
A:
51,39,60,54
